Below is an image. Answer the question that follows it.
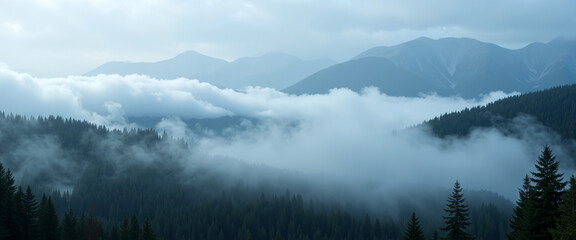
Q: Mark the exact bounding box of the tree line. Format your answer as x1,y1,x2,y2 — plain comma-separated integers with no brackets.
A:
0,162,157,240
404,146,576,240
425,84,576,141
6,145,574,240
2,110,574,239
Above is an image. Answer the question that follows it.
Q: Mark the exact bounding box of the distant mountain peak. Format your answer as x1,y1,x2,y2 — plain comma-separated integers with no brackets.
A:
548,37,576,47
287,37,576,98
161,50,228,64
85,50,333,90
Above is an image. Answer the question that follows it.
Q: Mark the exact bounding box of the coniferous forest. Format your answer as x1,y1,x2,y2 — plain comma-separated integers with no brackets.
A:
425,84,576,141
0,0,574,238
1,86,576,239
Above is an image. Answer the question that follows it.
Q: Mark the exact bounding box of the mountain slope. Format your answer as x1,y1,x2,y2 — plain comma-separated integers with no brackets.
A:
284,57,447,96
204,52,335,89
287,37,576,98
0,111,513,240
85,50,228,79
424,84,576,140
86,52,334,90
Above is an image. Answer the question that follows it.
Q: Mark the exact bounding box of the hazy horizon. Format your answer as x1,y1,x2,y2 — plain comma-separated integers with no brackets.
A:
1,0,575,77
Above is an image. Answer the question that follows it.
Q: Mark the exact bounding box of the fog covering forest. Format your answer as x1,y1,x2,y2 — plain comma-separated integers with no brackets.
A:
1,65,576,239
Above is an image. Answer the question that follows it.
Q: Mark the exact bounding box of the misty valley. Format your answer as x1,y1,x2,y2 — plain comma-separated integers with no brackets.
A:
1,37,576,240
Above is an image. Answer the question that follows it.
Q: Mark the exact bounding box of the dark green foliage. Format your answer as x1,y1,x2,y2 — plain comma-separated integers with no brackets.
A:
469,203,509,239
551,175,576,239
120,217,129,240
0,164,17,240
129,214,140,240
508,175,537,240
140,217,157,240
22,186,38,240
508,146,568,240
0,112,186,193
38,195,60,240
404,212,426,240
425,84,576,140
0,162,158,240
61,208,77,240
530,146,567,239
442,181,474,240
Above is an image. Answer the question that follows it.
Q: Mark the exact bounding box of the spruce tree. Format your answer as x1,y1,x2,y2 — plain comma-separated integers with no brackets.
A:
129,214,140,240
61,208,77,240
403,212,425,240
120,217,129,240
22,186,38,240
140,217,157,240
530,146,567,239
508,175,538,240
551,175,576,239
0,164,17,240
38,195,59,240
442,181,474,240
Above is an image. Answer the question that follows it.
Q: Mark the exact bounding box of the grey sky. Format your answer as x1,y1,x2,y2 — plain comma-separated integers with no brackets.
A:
1,0,575,76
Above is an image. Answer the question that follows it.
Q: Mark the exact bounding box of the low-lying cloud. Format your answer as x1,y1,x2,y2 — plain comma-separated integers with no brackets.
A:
0,63,572,201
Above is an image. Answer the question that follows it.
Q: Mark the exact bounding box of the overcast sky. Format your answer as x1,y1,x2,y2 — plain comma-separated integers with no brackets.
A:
1,0,575,76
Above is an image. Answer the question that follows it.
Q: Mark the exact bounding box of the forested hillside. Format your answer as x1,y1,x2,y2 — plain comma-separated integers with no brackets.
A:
1,111,514,239
425,84,576,140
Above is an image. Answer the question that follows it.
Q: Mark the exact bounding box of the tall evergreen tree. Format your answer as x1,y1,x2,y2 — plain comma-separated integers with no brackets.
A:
551,175,576,239
120,217,129,240
140,217,157,240
11,187,26,240
442,181,474,240
403,212,425,240
38,195,59,240
61,208,77,240
21,186,38,240
0,164,17,240
508,175,538,240
530,146,567,239
129,214,140,240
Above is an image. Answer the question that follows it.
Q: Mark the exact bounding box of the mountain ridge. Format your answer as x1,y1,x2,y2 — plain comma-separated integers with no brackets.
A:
86,51,335,90
285,37,576,98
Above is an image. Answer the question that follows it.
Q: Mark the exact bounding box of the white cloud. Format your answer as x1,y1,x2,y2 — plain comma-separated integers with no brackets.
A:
1,65,572,200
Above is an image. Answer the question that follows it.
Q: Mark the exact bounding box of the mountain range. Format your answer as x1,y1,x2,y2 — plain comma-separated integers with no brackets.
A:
87,37,576,98
86,51,335,90
285,37,576,98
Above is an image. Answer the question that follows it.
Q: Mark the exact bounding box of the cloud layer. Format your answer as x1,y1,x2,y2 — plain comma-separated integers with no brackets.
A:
2,65,573,201
1,0,575,76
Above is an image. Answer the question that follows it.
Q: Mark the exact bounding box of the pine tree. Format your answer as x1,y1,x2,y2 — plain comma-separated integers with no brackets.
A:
120,217,129,240
38,195,59,240
442,181,474,240
530,146,567,239
61,208,77,240
140,217,157,240
12,187,26,240
551,175,576,239
508,175,538,240
129,214,140,240
21,186,38,240
0,165,17,240
403,212,425,240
